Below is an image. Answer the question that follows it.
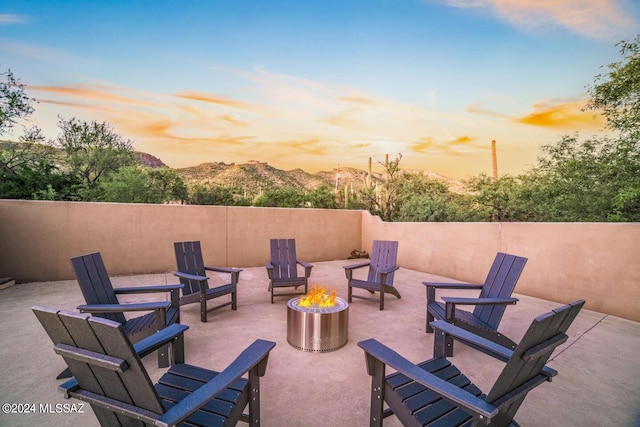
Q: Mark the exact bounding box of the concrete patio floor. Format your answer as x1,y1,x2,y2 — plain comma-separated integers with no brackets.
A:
1,260,639,427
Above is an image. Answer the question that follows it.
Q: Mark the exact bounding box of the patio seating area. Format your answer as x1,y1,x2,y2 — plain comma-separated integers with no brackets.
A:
1,259,639,426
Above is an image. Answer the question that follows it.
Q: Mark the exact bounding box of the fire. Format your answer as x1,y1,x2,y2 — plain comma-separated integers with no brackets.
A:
298,285,337,308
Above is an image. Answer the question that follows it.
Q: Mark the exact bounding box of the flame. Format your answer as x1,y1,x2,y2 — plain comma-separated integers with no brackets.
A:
298,285,337,308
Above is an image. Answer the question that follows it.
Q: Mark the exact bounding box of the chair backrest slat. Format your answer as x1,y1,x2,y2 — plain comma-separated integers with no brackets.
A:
270,239,299,279
71,253,126,324
474,253,527,329
486,300,585,422
367,240,398,284
174,241,210,296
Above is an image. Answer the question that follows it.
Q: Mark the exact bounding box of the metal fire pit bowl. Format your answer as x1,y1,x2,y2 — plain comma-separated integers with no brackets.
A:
287,297,349,352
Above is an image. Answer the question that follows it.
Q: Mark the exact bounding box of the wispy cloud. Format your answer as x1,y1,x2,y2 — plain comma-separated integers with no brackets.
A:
0,39,76,65
32,84,162,108
174,91,262,111
440,0,639,39
468,97,606,130
0,14,26,24
514,99,606,129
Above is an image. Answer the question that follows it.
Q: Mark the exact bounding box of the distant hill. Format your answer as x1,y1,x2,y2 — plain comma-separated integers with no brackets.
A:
135,152,167,168
1,140,464,195
174,160,466,196
1,140,167,169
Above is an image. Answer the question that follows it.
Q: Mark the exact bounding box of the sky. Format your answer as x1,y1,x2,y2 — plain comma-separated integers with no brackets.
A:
1,0,639,180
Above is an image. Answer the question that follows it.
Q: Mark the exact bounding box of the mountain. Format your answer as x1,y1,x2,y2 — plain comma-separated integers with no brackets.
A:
135,152,167,168
174,160,466,195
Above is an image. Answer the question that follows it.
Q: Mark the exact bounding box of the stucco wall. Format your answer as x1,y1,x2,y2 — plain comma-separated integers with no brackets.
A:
360,213,640,322
1,200,639,321
0,200,362,282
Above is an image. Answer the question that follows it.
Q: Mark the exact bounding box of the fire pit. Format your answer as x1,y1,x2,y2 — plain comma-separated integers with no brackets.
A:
287,286,349,352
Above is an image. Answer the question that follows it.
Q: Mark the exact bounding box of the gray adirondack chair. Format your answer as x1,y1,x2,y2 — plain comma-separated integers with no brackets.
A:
265,239,313,303
33,306,275,427
345,240,401,310
359,299,585,426
173,241,242,322
71,252,182,370
424,252,527,356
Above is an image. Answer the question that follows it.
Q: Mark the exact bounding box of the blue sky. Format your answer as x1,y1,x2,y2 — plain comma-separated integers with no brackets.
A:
1,0,638,179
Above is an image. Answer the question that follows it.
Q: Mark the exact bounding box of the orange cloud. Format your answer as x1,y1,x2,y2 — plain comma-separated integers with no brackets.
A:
323,108,368,132
515,100,606,129
338,96,380,106
410,137,434,153
174,91,259,111
31,84,161,107
447,135,476,145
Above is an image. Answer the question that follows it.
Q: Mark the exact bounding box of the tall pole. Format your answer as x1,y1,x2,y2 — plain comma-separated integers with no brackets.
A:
491,140,498,180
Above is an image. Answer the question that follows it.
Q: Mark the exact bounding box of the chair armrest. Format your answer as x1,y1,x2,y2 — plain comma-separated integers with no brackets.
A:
442,297,519,306
429,320,557,378
205,266,242,274
423,281,484,290
297,260,313,277
344,261,370,271
114,284,183,294
358,338,498,421
296,260,313,268
172,271,208,282
380,265,400,275
430,320,513,361
78,301,171,313
157,339,276,427
344,261,370,280
206,265,242,285
133,324,189,359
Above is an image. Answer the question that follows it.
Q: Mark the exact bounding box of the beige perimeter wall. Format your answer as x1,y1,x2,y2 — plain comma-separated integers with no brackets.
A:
1,200,639,322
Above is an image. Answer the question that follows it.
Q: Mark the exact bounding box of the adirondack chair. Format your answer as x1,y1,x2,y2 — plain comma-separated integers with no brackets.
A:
424,252,527,356
344,240,401,310
71,252,182,371
173,241,242,322
33,306,276,427
265,239,313,303
359,299,585,427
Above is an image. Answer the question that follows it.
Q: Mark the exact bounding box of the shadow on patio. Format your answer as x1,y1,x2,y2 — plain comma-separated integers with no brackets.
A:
1,260,639,426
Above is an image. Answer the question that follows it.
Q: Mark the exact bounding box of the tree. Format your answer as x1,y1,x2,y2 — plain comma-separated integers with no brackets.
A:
99,166,188,204
187,182,237,205
0,137,78,200
396,172,481,222
0,68,35,135
584,38,640,136
55,117,136,199
305,184,338,209
254,187,305,207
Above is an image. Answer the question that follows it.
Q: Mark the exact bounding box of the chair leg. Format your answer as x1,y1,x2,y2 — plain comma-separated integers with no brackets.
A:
426,310,435,333
248,370,261,427
155,308,170,367
368,357,385,427
348,284,353,303
379,290,385,311
157,344,171,368
173,333,185,364
201,298,208,323
231,291,238,310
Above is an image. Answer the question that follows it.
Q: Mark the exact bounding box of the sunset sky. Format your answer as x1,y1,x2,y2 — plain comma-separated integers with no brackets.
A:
1,1,638,179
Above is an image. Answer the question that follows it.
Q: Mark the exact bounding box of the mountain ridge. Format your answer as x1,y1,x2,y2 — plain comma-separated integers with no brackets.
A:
173,159,466,195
